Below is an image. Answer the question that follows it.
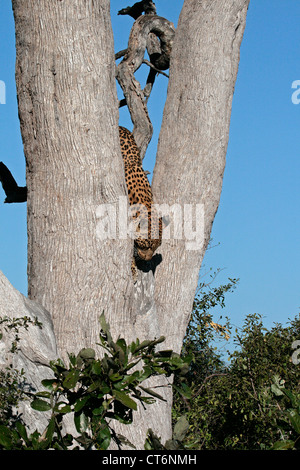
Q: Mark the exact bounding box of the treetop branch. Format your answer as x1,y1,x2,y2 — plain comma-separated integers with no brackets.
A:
116,13,175,159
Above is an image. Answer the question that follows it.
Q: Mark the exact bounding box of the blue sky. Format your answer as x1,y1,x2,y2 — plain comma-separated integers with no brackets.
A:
0,1,299,341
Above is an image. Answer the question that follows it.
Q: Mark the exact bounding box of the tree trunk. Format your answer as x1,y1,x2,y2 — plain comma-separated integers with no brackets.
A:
3,0,250,449
12,0,135,353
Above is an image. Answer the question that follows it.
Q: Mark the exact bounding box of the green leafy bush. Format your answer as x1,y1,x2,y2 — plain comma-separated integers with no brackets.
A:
0,315,42,428
0,313,191,450
173,279,300,450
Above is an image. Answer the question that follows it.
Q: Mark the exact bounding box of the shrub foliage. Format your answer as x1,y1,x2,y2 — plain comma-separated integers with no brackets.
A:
1,281,300,450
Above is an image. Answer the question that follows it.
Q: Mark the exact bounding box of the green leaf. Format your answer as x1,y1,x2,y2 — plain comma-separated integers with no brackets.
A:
49,358,66,373
31,398,52,412
155,349,173,358
63,369,80,389
173,416,189,441
287,410,300,435
95,424,111,450
178,362,190,376
92,360,102,375
0,425,13,449
103,399,113,411
113,400,133,424
138,366,152,382
117,348,126,365
132,336,165,354
69,353,77,366
116,338,127,353
40,416,56,449
75,432,93,449
87,380,110,395
79,348,95,360
271,383,284,397
92,406,104,416
106,356,119,371
41,379,58,391
132,340,152,353
282,389,298,408
54,402,72,414
113,390,137,410
141,398,157,406
109,373,123,383
99,313,113,346
74,411,89,434
99,312,110,334
125,359,141,372
16,421,29,445
35,391,51,399
272,440,296,450
74,396,89,413
29,429,43,450
115,433,136,449
173,383,192,399
130,340,138,354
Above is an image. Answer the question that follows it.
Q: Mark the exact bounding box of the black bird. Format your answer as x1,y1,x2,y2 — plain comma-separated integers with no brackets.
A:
0,162,27,203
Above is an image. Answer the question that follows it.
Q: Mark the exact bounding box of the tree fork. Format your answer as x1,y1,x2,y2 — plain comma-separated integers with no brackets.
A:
2,0,250,449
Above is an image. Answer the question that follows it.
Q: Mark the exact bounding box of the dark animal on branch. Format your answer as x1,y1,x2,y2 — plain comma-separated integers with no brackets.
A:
118,0,157,19
0,162,27,203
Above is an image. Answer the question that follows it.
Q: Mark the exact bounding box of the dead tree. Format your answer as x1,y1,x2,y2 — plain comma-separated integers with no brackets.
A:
1,0,250,448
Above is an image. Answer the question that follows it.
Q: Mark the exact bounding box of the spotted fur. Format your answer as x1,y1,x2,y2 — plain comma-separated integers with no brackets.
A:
119,126,162,279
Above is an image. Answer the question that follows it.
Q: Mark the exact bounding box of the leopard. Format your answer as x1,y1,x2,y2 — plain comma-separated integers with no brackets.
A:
119,126,162,280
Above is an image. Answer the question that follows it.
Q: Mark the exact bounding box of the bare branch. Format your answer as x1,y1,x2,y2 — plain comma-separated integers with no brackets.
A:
0,162,27,203
115,48,128,60
142,59,169,78
116,14,175,159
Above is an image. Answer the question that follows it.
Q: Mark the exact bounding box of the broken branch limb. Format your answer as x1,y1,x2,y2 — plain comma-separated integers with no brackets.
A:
115,49,128,60
142,59,169,78
0,162,27,203
116,14,175,159
116,50,169,78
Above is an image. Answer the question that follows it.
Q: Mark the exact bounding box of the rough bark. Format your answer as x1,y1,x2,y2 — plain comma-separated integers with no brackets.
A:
0,0,250,449
12,0,135,355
